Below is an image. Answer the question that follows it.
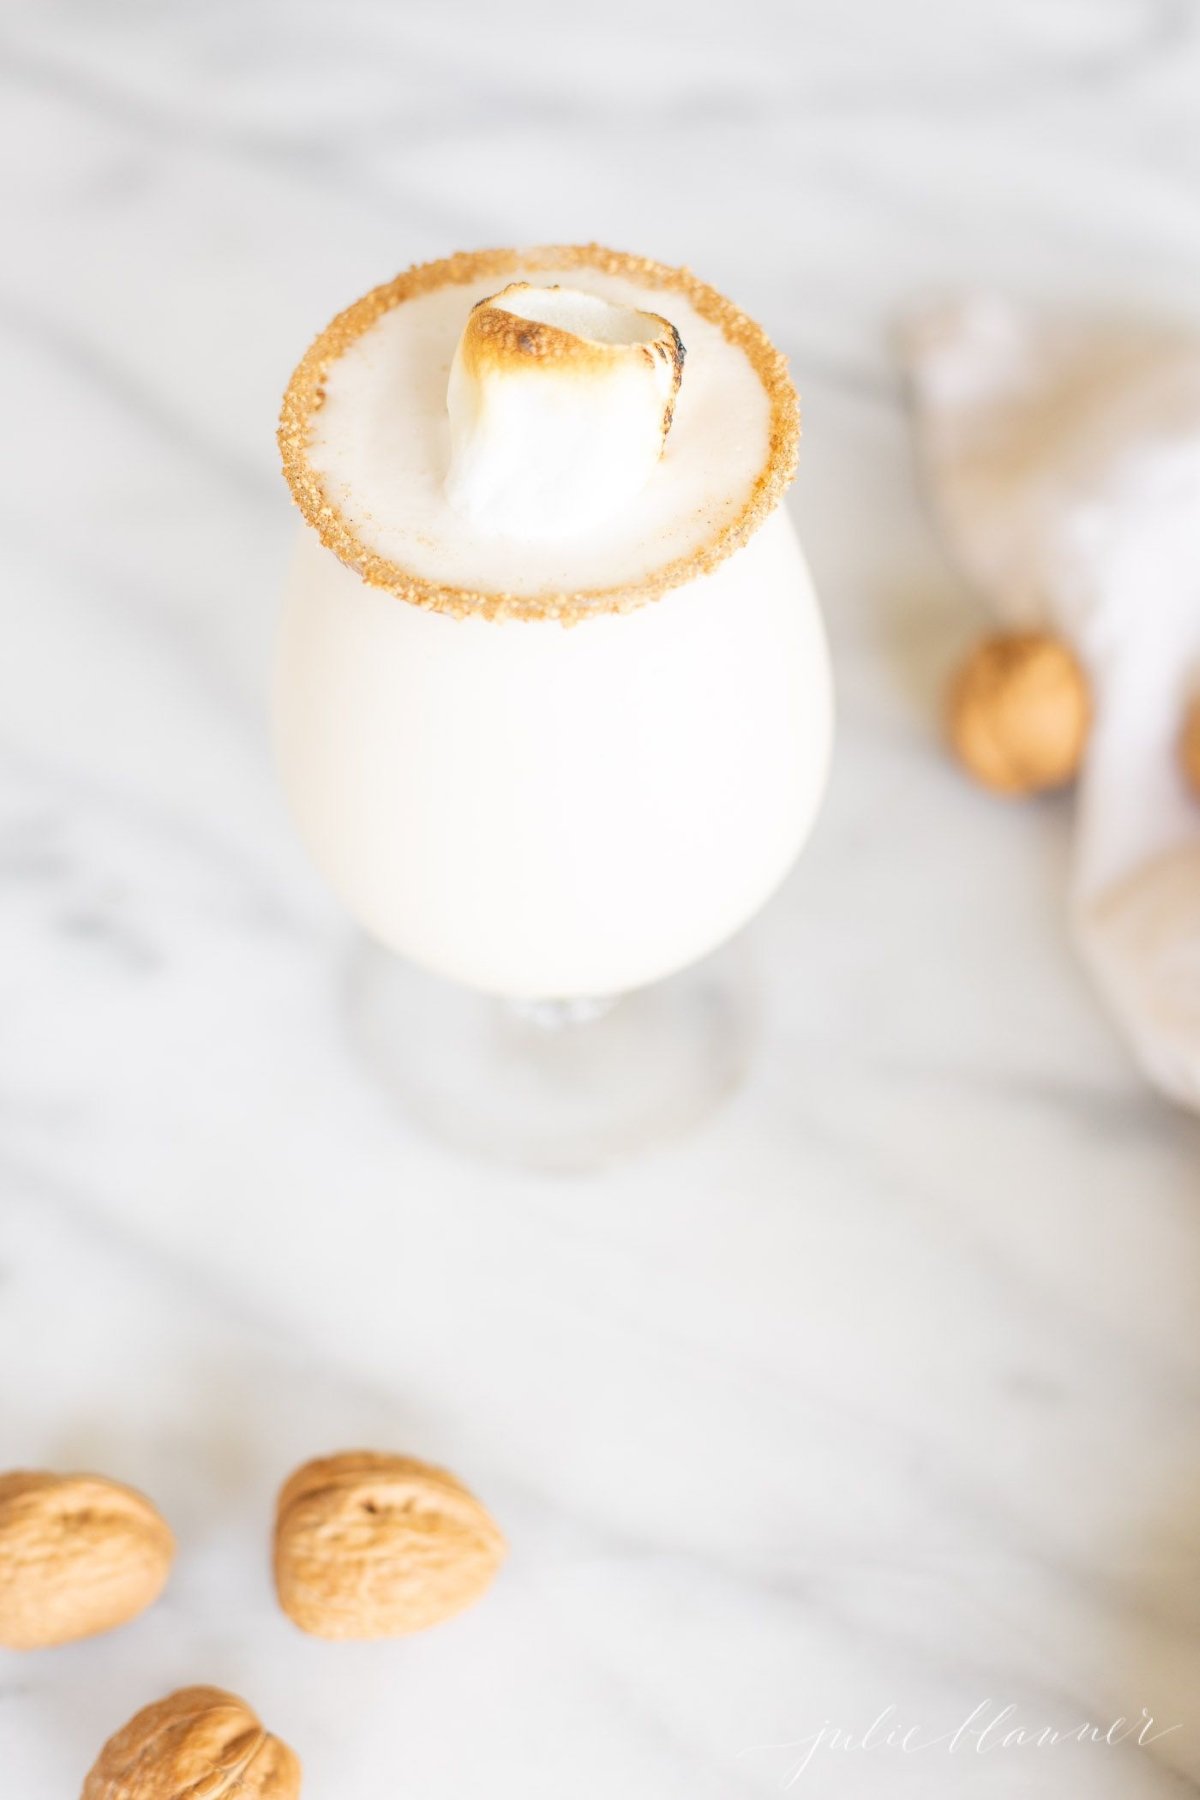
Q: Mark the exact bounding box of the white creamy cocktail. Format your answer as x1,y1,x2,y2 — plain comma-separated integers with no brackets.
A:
274,245,832,1159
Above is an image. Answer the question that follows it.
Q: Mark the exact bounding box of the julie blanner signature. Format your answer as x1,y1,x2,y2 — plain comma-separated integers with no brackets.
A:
746,1702,1182,1784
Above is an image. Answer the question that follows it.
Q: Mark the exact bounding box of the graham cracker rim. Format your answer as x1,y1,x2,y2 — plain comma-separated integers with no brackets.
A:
278,243,800,623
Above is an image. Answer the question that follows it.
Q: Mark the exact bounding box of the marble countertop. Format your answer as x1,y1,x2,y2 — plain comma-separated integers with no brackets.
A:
3,1,1200,1793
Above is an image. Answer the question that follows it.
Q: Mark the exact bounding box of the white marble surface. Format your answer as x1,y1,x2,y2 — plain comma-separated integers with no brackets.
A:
3,1,1200,1793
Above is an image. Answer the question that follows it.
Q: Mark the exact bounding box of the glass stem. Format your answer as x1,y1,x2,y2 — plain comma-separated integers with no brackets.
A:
505,995,617,1031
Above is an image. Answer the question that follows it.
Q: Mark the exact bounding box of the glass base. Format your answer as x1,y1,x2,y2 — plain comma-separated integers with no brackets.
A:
346,937,757,1171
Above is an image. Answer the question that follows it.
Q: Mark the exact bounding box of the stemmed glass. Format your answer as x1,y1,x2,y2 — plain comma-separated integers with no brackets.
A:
273,246,833,1167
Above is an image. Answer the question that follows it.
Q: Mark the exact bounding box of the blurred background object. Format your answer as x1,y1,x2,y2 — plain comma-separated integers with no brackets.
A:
907,298,1200,1111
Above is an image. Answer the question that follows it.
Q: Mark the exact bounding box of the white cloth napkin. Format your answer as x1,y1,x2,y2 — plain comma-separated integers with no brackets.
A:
903,298,1200,1110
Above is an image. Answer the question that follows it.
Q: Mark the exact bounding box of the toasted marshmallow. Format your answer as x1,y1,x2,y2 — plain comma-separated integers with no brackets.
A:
445,283,685,539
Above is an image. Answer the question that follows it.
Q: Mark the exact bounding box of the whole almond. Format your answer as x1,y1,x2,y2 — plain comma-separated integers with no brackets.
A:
273,1451,506,1638
0,1470,174,1650
81,1685,301,1800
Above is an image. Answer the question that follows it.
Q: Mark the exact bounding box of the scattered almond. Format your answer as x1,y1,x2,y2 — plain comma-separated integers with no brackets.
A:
273,1450,505,1638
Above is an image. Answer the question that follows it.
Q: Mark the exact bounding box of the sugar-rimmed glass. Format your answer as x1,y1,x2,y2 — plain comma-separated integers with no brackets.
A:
273,247,832,1167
